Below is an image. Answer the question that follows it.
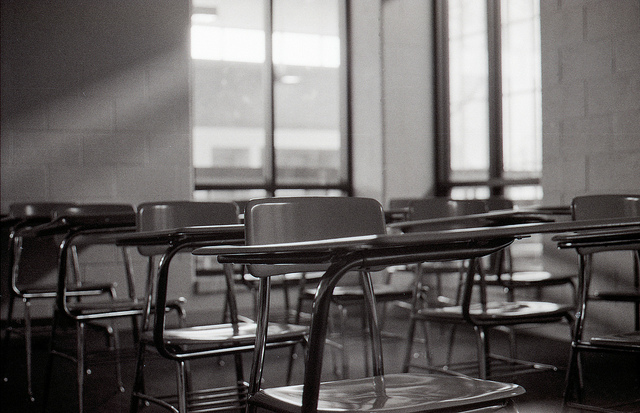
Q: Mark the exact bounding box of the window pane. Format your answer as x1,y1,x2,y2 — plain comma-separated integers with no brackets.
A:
191,0,266,188
273,0,342,186
449,0,489,181
501,0,542,179
192,0,344,190
193,189,268,204
274,188,344,197
504,185,543,204
450,186,491,200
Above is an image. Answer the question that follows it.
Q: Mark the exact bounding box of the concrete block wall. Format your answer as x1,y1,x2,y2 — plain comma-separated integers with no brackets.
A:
350,0,435,206
380,0,435,204
540,0,640,205
540,0,640,334
0,1,193,318
350,0,386,202
1,1,192,210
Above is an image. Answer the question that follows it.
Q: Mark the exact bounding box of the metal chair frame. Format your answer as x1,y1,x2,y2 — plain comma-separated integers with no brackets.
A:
562,194,640,412
482,197,577,304
1,203,117,403
41,203,185,413
399,199,575,379
211,196,525,413
128,201,307,413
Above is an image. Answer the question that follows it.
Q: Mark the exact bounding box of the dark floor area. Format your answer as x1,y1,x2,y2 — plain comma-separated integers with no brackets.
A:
2,304,640,413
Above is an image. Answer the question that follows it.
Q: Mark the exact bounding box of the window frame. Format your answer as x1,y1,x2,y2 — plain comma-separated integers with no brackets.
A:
192,0,353,197
434,0,541,198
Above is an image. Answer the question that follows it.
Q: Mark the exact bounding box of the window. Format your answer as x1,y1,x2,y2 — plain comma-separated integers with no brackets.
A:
437,0,542,205
190,0,350,203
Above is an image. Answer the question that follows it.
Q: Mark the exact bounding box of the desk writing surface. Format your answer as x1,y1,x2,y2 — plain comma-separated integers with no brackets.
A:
194,217,640,258
523,204,572,215
24,212,136,238
115,224,244,247
391,216,639,242
552,226,640,243
552,226,640,249
386,209,554,231
1,216,24,228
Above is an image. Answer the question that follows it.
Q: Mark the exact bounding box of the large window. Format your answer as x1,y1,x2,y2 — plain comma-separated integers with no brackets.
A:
190,0,350,202
437,0,542,204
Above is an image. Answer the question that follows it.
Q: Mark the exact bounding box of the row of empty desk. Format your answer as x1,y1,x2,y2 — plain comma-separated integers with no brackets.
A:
2,196,639,412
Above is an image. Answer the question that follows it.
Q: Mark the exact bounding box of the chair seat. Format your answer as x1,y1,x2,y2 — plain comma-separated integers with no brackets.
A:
20,282,116,299
250,373,525,413
482,271,575,287
144,322,308,346
302,284,413,302
417,300,574,325
65,299,145,315
242,271,325,286
419,261,466,273
592,291,640,302
589,331,640,349
66,298,185,318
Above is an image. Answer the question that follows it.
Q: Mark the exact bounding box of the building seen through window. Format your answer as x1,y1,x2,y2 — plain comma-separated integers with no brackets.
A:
190,0,345,203
446,0,542,204
191,0,543,207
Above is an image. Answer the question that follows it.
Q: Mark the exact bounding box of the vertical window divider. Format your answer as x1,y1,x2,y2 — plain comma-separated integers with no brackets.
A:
434,0,451,197
264,0,276,196
192,0,352,197
340,0,353,196
487,0,503,197
435,0,541,200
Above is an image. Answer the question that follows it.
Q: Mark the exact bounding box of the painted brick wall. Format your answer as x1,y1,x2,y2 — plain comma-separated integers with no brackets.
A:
1,1,192,210
0,1,193,318
541,0,640,205
540,0,640,334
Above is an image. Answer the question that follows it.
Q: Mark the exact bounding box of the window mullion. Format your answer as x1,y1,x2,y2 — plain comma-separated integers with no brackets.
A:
340,0,353,196
264,0,276,196
487,0,503,196
434,0,451,197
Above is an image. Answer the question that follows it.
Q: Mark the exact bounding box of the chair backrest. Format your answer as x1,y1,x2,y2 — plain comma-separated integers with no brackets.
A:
10,202,76,220
48,203,137,310
484,197,514,212
388,198,416,210
401,198,488,232
244,197,386,276
8,203,77,291
482,198,515,274
233,200,249,215
572,195,640,257
572,194,640,221
136,201,239,256
51,203,136,219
